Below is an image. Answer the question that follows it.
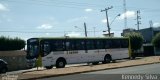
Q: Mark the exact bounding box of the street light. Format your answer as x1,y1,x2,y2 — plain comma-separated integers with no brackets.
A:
74,26,82,30
74,23,88,37
103,14,120,37
110,14,121,26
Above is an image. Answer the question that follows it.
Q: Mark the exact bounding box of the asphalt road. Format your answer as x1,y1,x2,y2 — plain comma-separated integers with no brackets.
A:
39,63,160,80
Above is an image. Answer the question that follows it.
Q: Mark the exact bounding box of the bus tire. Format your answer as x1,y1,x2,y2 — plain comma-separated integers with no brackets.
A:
1,67,7,73
102,54,112,64
92,62,99,65
56,58,66,68
45,65,53,69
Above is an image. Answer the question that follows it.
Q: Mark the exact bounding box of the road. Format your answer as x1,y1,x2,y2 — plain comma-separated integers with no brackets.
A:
39,63,160,80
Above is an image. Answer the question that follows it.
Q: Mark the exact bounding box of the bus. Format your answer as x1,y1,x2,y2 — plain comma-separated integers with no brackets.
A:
26,37,131,69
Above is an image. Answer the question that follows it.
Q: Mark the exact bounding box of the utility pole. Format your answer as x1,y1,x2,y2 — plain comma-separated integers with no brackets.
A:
84,22,87,37
93,27,96,37
136,10,141,31
123,0,127,29
101,6,113,37
149,20,153,28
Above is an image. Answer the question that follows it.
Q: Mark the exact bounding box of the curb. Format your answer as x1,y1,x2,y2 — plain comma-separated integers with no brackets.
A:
19,62,160,80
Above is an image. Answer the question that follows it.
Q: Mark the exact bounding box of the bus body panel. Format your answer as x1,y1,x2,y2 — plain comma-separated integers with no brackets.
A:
26,37,130,68
42,48,129,67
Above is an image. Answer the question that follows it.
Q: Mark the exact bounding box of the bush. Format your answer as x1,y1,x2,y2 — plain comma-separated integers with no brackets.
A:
124,32,143,51
0,36,26,51
124,32,143,59
152,32,160,48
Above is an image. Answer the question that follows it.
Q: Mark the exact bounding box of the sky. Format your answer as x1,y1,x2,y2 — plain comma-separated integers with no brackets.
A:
0,0,160,40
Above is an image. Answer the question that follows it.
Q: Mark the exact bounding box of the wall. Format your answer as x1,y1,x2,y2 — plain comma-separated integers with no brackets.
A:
0,51,27,71
155,48,160,56
139,28,153,43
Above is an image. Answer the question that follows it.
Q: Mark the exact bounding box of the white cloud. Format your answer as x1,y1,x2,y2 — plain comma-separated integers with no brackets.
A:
102,19,107,23
101,17,111,23
67,16,88,23
45,33,50,36
66,32,81,37
85,8,93,12
37,24,53,29
119,11,136,20
153,22,160,27
0,3,9,11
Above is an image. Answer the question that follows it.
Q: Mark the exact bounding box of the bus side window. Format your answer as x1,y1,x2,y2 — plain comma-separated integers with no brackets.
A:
65,40,75,50
75,40,85,50
121,39,129,48
54,40,65,51
104,40,111,49
43,42,51,56
95,40,104,49
86,39,95,50
65,41,70,50
110,40,120,48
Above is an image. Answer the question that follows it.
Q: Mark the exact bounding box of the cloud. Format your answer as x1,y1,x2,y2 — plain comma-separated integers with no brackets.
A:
102,19,107,23
37,24,53,29
0,3,9,11
153,22,160,27
45,33,50,36
119,11,136,20
66,16,88,23
66,32,81,37
101,17,111,23
85,8,93,12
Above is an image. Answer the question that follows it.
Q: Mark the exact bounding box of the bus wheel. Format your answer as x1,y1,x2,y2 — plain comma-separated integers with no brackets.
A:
1,67,7,73
102,54,112,64
56,59,66,68
45,65,53,69
92,62,99,65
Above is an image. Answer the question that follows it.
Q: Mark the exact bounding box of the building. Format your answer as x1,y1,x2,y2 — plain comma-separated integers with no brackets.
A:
121,28,136,36
121,27,160,56
139,27,160,56
122,27,160,43
103,33,114,37
138,27,160,43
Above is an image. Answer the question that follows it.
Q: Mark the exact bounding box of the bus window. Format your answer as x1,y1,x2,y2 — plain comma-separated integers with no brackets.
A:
75,40,85,50
86,39,95,50
29,45,39,57
104,39,112,49
65,40,75,50
111,40,121,48
43,43,51,56
95,40,104,49
54,40,65,51
121,39,129,48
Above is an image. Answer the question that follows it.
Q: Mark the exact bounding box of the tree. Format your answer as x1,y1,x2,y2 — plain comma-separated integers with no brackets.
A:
124,32,143,58
152,32,160,48
0,36,26,51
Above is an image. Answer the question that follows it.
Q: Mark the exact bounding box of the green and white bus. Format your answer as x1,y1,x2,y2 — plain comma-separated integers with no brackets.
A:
26,37,131,69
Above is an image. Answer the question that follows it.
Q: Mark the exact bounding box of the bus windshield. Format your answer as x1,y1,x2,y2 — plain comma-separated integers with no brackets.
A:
26,39,39,59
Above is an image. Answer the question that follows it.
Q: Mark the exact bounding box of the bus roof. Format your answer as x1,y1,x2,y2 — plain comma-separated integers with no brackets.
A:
28,37,129,40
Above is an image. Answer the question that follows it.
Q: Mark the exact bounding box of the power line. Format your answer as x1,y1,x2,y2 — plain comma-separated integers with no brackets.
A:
5,0,104,9
32,0,105,7
0,30,104,33
4,0,160,13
